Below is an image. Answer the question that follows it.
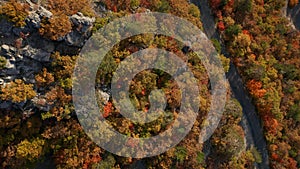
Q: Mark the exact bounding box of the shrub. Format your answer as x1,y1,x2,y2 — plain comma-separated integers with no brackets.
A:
0,0,29,27
16,138,45,162
0,79,36,103
156,0,171,12
35,68,55,87
225,24,242,38
92,17,109,32
189,4,200,18
130,0,140,9
0,56,7,69
45,86,72,121
47,0,95,17
234,0,252,13
211,39,222,53
250,147,262,163
39,14,72,41
219,54,230,72
211,124,245,160
289,104,300,122
175,146,187,163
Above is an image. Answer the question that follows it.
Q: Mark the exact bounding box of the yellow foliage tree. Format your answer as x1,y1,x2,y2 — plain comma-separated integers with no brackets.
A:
16,138,45,162
39,14,72,41
0,0,29,27
1,79,36,103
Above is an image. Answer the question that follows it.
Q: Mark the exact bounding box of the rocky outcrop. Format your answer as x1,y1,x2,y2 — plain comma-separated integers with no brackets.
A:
0,3,96,111
65,12,96,47
26,6,52,29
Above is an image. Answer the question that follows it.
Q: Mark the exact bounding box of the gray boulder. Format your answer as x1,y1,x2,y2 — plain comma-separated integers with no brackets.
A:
65,12,95,47
70,12,95,33
38,6,53,19
65,31,87,47
1,44,10,53
32,97,52,112
27,12,41,29
0,19,13,38
21,46,51,62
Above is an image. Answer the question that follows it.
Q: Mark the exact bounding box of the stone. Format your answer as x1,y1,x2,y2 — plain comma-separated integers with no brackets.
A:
0,101,11,109
70,12,95,26
12,27,31,36
22,46,51,62
9,56,16,62
70,12,95,34
1,44,10,53
18,63,41,76
9,46,17,53
5,60,15,69
34,50,51,62
23,77,35,84
65,13,95,47
65,31,87,47
0,19,13,38
22,46,36,57
38,7,52,19
2,76,14,81
26,35,55,53
23,70,36,83
1,52,13,59
15,54,23,61
32,97,51,112
6,68,19,75
97,90,110,104
14,101,26,109
27,12,41,29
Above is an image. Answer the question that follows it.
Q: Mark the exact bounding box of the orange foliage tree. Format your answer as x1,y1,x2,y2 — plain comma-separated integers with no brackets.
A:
246,79,266,98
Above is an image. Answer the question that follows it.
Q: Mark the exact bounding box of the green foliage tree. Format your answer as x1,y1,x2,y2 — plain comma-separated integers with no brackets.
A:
224,24,242,39
219,54,230,72
211,124,245,161
189,4,201,18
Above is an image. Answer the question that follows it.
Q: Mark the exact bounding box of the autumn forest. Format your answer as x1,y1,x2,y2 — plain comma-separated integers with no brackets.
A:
0,0,299,168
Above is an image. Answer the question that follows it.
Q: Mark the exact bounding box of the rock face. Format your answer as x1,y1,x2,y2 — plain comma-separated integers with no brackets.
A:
70,12,95,33
0,3,95,112
21,46,51,62
66,12,95,47
0,44,44,84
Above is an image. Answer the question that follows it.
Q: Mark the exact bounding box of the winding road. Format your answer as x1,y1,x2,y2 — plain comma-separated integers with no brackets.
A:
190,0,270,168
286,3,300,30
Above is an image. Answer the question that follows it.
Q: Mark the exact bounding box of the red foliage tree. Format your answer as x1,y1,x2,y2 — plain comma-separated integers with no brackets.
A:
103,101,113,118
218,21,225,31
210,0,221,10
